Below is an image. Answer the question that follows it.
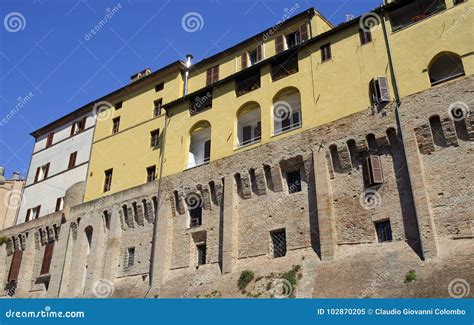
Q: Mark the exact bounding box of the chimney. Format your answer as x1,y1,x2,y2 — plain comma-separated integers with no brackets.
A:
130,68,152,83
183,54,193,96
12,171,20,180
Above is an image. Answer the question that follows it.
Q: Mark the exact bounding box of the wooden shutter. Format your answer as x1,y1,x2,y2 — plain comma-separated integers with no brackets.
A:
68,152,77,169
81,117,87,130
212,66,219,83
256,45,263,61
362,157,371,186
70,123,76,136
275,35,284,53
8,250,23,282
370,155,384,184
206,68,213,86
46,133,54,147
34,167,40,182
377,77,390,102
55,197,62,211
40,242,54,275
44,163,50,179
241,53,247,69
204,140,211,161
242,126,251,143
299,23,309,42
36,205,41,218
25,209,31,222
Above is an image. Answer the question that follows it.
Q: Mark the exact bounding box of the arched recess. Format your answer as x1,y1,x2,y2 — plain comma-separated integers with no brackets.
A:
187,121,211,168
236,101,261,147
428,52,465,86
272,87,302,135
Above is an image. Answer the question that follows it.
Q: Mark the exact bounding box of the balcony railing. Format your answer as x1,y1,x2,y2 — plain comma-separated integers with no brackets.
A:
236,135,261,149
273,120,302,136
185,157,210,170
389,0,446,32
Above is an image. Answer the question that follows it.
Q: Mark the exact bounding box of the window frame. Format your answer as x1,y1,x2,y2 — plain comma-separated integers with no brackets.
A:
375,220,393,242
103,169,113,192
112,117,120,134
146,165,156,183
321,43,332,62
286,170,302,194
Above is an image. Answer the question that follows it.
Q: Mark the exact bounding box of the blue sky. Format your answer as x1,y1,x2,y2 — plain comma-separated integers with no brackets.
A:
0,0,381,178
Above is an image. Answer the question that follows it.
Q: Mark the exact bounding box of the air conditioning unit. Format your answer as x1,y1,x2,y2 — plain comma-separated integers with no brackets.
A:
370,76,390,109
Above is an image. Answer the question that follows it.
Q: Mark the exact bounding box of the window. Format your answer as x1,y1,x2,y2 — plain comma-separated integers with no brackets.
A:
8,250,23,283
369,76,390,106
273,88,302,135
153,99,163,117
359,29,372,45
453,0,465,4
271,52,299,81
40,242,54,275
321,43,332,62
363,155,384,187
154,82,164,92
46,133,54,147
271,229,287,258
285,31,301,49
286,170,301,193
150,129,160,148
31,205,41,219
189,204,202,228
115,101,123,110
125,247,135,268
112,117,120,134
103,169,113,192
68,151,77,169
146,165,156,182
55,197,64,212
197,244,206,265
428,52,465,86
34,163,50,182
389,0,446,31
237,104,261,147
71,118,86,136
190,91,212,115
236,70,261,96
187,123,211,168
375,220,392,242
206,65,219,86
243,44,262,68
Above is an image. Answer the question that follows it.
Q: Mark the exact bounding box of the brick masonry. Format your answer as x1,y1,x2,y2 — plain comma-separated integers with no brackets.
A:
0,77,473,298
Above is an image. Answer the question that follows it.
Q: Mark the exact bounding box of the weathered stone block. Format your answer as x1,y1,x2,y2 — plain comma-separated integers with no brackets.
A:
240,173,252,199
254,168,267,195
441,117,459,147
270,165,284,192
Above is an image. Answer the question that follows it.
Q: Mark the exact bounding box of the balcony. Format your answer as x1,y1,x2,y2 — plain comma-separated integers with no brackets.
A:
389,0,446,32
236,69,260,97
271,51,299,82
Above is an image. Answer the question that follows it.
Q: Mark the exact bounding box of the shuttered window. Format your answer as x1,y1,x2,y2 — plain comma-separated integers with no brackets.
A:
241,52,247,69
150,129,160,148
363,155,384,187
204,140,211,162
8,250,23,283
299,23,309,42
103,169,113,192
206,65,219,85
153,99,163,117
256,44,262,61
46,133,54,147
112,117,120,134
68,152,77,169
40,242,55,275
275,35,284,53
321,43,332,61
55,197,64,212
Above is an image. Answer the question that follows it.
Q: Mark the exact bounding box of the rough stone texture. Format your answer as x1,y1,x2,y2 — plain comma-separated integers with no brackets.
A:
0,77,472,298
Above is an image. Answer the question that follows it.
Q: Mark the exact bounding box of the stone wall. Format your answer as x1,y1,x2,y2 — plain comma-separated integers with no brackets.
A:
0,76,472,298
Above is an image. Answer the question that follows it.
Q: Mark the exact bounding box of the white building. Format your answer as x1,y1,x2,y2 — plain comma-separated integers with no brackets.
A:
17,109,96,224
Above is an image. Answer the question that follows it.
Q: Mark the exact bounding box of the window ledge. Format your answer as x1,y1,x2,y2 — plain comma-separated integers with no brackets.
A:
271,124,302,138
185,161,210,170
235,138,261,150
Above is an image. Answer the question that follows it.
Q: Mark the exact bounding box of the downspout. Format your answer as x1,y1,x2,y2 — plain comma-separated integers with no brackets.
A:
183,54,193,96
381,8,425,259
145,107,170,298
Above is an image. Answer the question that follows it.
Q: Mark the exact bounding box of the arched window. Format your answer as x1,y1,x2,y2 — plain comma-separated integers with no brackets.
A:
428,52,465,86
237,102,261,148
187,121,211,169
272,88,302,135
84,226,93,256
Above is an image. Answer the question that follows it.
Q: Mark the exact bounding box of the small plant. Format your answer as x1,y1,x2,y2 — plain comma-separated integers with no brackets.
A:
0,236,7,246
282,265,301,287
404,270,417,283
238,270,254,292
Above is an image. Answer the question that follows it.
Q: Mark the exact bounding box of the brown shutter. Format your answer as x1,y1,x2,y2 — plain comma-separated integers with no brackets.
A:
34,167,40,182
241,53,247,70
370,155,384,184
36,205,41,218
242,125,251,142
212,66,219,83
275,35,284,53
55,197,62,211
44,163,50,178
377,76,390,102
299,23,309,42
68,152,77,169
70,123,75,136
204,140,211,162
81,117,87,130
40,242,54,275
362,157,371,186
25,209,31,222
206,68,212,86
256,44,263,62
8,250,23,282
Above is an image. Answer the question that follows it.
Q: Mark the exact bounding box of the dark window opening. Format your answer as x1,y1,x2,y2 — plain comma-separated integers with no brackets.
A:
125,247,135,268
190,91,212,115
40,242,54,275
153,98,163,117
285,31,301,49
187,193,202,228
389,0,447,31
150,129,160,148
115,101,123,110
321,43,332,62
286,170,302,194
103,169,113,192
428,52,465,86
112,117,120,134
55,197,64,212
271,52,299,81
359,29,372,45
68,151,77,169
154,82,164,92
8,250,23,283
236,69,261,96
197,244,206,265
429,115,448,147
271,229,287,258
375,220,392,242
146,165,156,182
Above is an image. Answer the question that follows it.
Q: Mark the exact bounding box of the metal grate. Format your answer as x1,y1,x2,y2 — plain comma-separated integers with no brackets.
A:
375,220,392,242
271,229,287,258
125,247,135,268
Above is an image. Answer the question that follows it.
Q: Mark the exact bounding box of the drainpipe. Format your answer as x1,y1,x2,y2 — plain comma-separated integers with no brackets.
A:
183,54,193,96
145,108,170,298
381,8,425,260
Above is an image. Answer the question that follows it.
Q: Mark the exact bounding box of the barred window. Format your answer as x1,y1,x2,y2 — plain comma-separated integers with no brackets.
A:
125,247,135,268
271,229,287,258
375,220,392,242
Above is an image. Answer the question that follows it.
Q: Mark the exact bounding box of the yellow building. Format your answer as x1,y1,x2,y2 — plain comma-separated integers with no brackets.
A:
84,1,473,201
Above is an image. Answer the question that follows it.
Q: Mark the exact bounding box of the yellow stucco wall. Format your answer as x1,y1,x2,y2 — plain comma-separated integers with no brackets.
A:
83,3,473,202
